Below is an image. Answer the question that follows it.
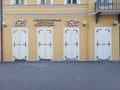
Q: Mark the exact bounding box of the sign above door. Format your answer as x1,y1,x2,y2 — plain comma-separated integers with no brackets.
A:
34,19,61,26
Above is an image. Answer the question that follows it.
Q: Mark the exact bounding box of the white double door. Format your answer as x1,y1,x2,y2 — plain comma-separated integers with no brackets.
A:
12,28,28,60
64,28,80,60
37,28,53,60
95,27,112,60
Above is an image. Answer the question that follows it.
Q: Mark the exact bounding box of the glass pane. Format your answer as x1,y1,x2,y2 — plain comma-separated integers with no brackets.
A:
73,0,77,4
46,0,51,4
21,0,24,4
98,0,108,2
67,0,71,4
15,0,24,4
41,0,45,4
16,0,19,4
97,0,100,2
102,0,107,2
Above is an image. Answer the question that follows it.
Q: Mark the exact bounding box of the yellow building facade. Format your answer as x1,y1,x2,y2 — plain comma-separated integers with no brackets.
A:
2,0,120,61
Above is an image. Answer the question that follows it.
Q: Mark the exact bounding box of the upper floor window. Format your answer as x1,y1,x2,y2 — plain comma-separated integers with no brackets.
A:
64,0,80,4
38,0,53,4
11,0,26,5
96,0,112,3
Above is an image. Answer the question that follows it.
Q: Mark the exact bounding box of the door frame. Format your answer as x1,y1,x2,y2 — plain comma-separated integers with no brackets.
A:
37,28,53,61
12,28,28,61
95,27,112,61
63,28,80,60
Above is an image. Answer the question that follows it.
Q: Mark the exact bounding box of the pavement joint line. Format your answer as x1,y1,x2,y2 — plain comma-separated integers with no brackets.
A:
0,60,120,64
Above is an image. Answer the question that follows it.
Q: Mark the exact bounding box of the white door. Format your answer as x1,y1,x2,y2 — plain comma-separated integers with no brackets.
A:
12,28,28,61
37,28,53,60
64,28,80,60
95,27,112,60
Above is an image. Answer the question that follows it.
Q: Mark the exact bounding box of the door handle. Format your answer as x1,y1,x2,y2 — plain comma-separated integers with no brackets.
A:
102,43,105,45
48,42,52,47
38,42,42,47
23,42,27,47
74,42,78,47
64,42,69,47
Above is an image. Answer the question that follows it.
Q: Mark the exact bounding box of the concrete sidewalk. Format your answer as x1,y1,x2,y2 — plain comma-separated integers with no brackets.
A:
0,61,120,90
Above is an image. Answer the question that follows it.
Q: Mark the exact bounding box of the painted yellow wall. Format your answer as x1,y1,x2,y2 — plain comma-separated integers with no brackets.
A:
2,0,120,61
3,16,88,61
3,5,88,15
88,15,119,60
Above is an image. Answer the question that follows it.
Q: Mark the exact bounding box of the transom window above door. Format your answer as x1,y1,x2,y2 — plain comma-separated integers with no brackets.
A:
38,0,53,4
11,0,26,5
64,0,80,4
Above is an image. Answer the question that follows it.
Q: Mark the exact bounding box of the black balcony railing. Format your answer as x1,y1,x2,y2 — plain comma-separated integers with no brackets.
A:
95,1,120,11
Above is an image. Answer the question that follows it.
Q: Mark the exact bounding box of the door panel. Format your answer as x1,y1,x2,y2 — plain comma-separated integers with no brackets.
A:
71,29,79,60
64,29,72,59
12,29,20,60
45,29,53,59
37,29,45,59
95,29,104,60
20,29,28,60
104,28,112,60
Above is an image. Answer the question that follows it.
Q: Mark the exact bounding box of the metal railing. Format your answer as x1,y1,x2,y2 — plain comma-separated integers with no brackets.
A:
95,1,120,11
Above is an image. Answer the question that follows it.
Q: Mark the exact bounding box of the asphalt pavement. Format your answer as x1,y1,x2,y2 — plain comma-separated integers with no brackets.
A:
0,61,120,90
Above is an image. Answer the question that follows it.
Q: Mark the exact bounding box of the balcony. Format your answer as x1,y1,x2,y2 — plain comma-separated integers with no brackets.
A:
95,1,120,23
95,2,120,15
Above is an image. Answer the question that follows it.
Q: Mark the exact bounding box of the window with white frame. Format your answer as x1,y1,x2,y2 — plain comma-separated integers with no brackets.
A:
38,0,53,4
11,0,26,5
64,0,80,4
96,0,112,3
96,0,112,9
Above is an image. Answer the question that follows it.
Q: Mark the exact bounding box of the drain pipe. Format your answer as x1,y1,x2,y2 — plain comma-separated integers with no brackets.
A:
119,26,120,59
0,0,3,61
118,15,120,59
